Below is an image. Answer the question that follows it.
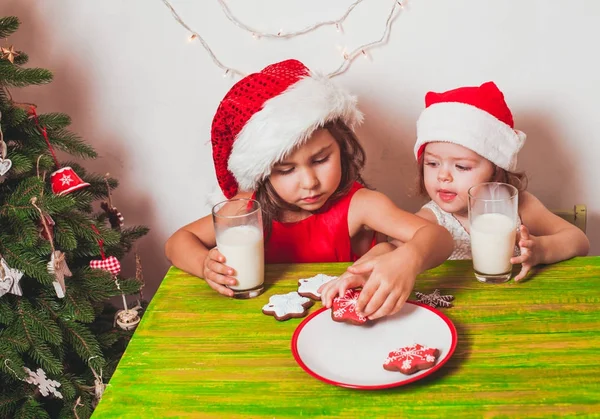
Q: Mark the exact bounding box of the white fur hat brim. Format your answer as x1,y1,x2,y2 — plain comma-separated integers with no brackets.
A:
227,72,363,192
415,102,526,171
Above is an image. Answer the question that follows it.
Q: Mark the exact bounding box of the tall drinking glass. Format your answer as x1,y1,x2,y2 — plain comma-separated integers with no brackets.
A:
212,198,264,298
468,182,518,283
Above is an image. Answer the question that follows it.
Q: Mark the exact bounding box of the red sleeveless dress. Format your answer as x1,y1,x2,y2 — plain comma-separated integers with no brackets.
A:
261,182,376,264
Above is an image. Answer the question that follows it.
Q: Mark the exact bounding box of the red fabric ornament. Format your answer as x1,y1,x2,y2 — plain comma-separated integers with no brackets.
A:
100,202,124,229
51,167,90,196
39,213,55,241
89,255,121,276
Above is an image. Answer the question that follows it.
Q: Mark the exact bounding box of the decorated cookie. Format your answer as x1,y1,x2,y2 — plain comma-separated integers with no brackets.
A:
297,274,337,300
415,289,454,308
383,343,440,375
331,288,367,325
262,292,314,321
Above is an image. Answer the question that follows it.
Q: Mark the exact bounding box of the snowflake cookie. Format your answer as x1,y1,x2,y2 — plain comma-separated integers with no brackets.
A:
331,288,367,325
297,273,337,300
415,289,454,308
383,343,440,375
262,291,314,321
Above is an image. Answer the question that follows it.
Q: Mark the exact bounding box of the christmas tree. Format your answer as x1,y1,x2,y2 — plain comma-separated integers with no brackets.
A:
0,16,148,418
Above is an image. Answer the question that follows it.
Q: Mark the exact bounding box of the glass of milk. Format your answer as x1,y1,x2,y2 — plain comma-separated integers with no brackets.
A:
212,198,264,298
468,182,518,283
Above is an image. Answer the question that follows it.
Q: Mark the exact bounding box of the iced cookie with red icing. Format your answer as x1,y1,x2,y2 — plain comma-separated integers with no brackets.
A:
383,343,440,375
331,288,367,325
297,274,337,300
262,291,314,321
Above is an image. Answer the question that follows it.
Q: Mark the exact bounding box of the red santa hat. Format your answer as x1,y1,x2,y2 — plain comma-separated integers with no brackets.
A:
211,59,363,199
414,81,526,171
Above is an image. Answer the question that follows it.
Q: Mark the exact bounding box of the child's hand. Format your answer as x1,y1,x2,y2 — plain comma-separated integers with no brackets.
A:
203,248,237,297
319,271,368,309
510,224,541,282
347,252,416,320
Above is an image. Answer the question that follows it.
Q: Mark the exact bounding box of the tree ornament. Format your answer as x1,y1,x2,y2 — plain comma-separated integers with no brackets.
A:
101,174,124,229
0,257,24,297
0,111,12,178
113,279,141,330
47,251,72,298
38,213,55,241
89,225,121,275
415,289,454,308
28,106,89,195
89,255,121,276
23,367,63,399
32,197,71,298
50,166,90,195
135,251,144,301
0,45,19,63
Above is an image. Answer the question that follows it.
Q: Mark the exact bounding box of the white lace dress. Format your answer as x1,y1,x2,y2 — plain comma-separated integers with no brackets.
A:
422,201,520,260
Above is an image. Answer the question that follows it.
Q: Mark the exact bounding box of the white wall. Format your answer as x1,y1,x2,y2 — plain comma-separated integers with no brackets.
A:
2,0,598,297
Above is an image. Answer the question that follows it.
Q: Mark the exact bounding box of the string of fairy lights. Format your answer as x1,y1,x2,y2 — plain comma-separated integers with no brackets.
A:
160,0,404,78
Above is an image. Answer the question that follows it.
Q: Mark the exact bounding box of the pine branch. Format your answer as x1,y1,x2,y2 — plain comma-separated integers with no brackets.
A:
0,65,53,87
16,298,62,346
0,16,19,38
15,398,51,419
0,299,15,325
28,342,63,376
62,291,96,324
0,391,22,419
59,320,104,366
37,113,72,131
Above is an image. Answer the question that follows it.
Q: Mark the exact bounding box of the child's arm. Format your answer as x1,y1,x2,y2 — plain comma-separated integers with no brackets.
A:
319,242,397,307
346,189,454,320
165,213,238,297
511,192,590,281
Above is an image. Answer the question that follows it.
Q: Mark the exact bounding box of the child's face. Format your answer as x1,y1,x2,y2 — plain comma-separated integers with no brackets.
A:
423,142,495,216
269,128,342,212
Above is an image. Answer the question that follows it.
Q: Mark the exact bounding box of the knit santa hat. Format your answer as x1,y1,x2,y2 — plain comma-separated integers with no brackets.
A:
211,59,363,198
414,81,526,171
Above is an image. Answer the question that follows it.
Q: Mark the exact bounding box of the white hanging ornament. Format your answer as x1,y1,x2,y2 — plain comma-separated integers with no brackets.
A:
115,305,142,330
47,251,72,298
0,115,12,177
0,157,11,176
0,257,24,297
23,367,63,399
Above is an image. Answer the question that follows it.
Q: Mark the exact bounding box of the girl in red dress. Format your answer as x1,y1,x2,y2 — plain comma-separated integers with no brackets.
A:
166,60,453,320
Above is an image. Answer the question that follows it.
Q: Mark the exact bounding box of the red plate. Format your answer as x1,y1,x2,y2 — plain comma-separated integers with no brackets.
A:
291,301,457,389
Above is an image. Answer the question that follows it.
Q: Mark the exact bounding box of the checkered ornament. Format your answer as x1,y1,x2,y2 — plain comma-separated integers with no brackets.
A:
89,256,121,276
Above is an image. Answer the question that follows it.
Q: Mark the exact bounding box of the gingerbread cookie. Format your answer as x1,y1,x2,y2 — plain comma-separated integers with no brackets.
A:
331,288,367,325
262,292,314,321
297,274,337,300
383,343,440,375
415,289,454,308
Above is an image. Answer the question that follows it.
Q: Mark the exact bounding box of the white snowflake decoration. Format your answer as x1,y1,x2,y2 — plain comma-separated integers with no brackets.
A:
262,292,311,317
384,344,434,366
297,274,337,298
332,289,366,321
23,367,63,399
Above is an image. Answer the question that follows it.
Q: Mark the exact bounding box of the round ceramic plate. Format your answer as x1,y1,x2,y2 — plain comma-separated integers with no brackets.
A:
291,301,457,390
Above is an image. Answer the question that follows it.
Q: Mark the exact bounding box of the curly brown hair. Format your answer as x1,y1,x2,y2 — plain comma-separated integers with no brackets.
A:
255,119,366,239
416,153,528,198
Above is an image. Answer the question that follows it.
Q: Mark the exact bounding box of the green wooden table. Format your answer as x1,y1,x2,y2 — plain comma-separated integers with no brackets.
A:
93,258,600,418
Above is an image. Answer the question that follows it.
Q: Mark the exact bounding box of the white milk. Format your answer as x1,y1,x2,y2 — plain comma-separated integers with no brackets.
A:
216,225,264,290
470,213,516,275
